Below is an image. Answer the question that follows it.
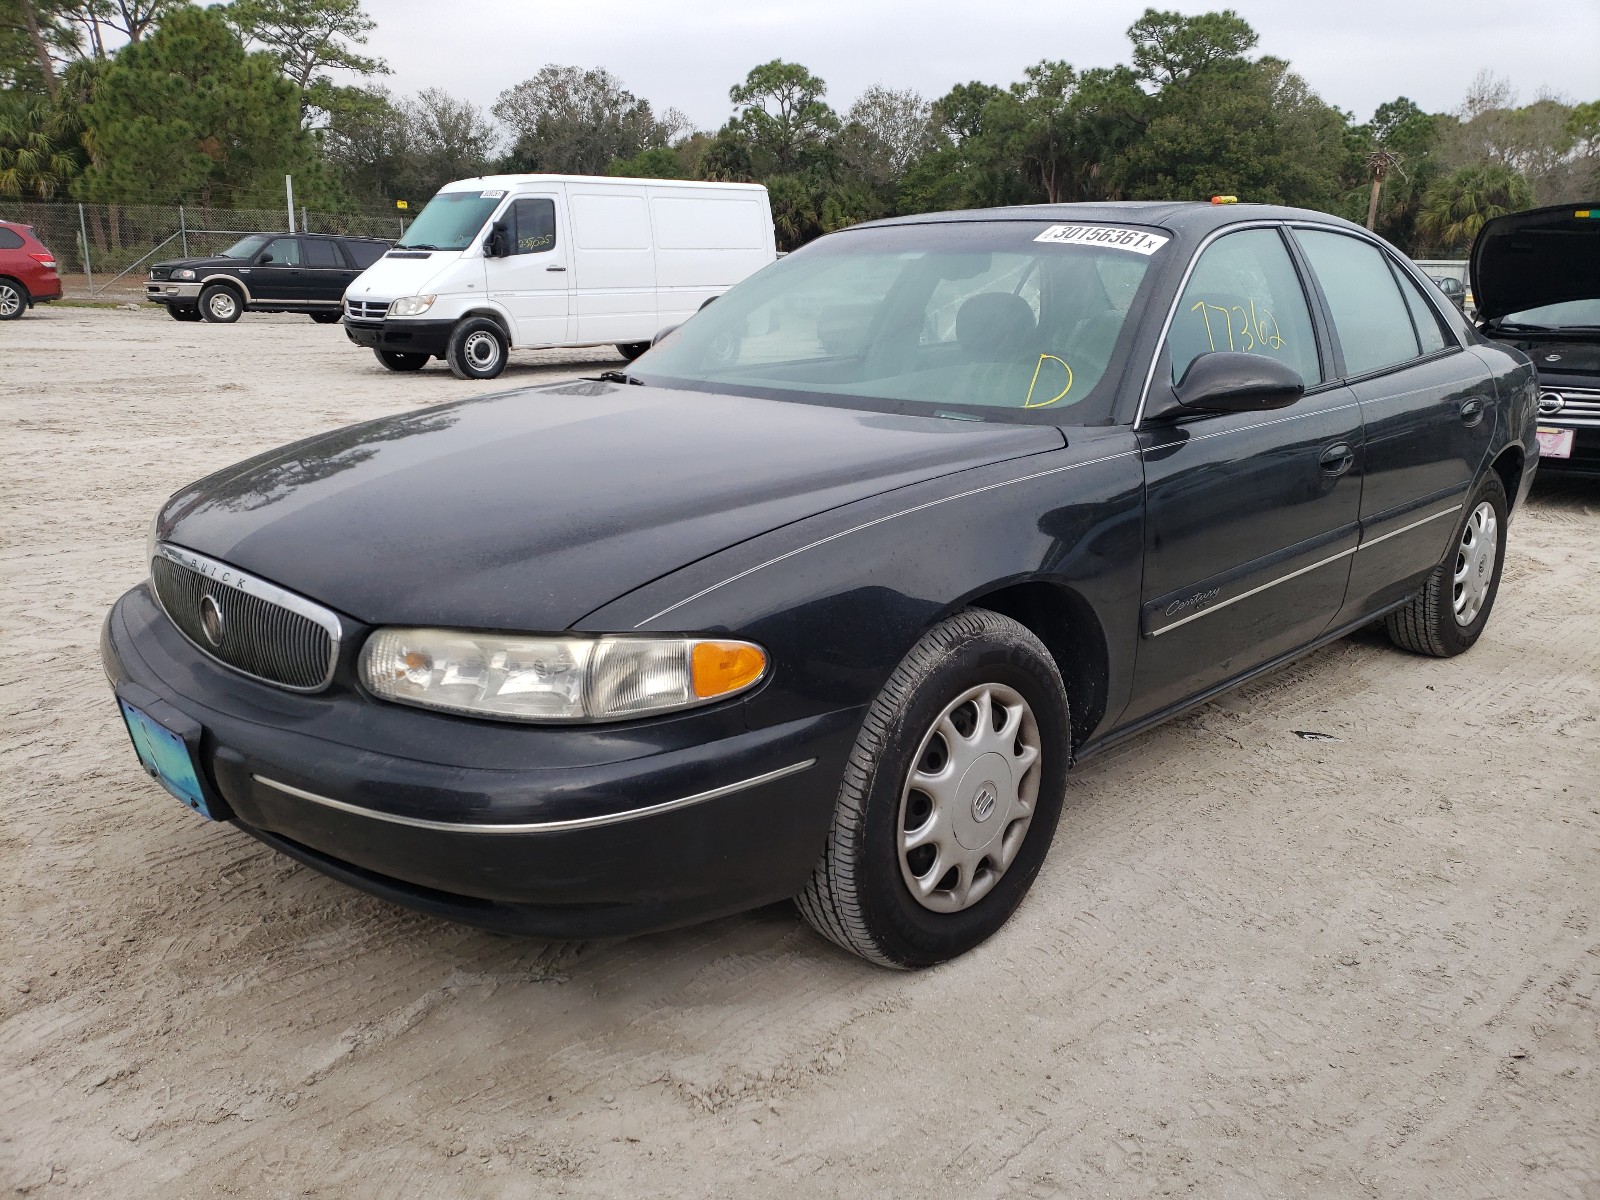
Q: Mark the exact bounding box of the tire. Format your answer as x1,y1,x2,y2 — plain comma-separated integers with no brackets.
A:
446,317,508,379
166,305,202,322
615,341,651,361
795,609,1071,968
0,277,27,320
375,348,428,372
310,311,342,324
199,284,243,323
1385,473,1508,657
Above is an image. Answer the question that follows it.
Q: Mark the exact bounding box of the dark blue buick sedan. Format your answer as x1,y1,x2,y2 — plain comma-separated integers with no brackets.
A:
103,202,1539,967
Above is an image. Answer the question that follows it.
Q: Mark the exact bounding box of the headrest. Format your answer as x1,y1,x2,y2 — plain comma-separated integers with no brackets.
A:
955,292,1036,360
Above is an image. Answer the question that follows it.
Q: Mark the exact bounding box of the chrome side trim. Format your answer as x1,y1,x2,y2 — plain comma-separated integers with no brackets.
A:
1147,503,1464,637
153,542,343,690
251,758,818,834
634,449,1139,628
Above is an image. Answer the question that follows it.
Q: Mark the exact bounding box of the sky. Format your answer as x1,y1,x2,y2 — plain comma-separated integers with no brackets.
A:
366,0,1600,136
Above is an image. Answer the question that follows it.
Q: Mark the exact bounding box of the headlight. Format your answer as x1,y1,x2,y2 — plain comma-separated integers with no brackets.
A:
388,294,436,317
171,268,196,281
359,630,768,722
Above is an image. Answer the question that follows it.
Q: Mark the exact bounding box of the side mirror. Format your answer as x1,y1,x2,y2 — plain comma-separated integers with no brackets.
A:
483,220,511,258
257,253,275,264
652,324,680,347
1175,352,1304,414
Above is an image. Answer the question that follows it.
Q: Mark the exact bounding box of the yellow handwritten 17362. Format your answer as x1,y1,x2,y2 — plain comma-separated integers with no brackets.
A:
1191,299,1285,354
1024,354,1073,408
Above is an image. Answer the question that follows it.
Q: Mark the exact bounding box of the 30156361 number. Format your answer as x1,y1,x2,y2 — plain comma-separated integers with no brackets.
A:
1191,299,1285,354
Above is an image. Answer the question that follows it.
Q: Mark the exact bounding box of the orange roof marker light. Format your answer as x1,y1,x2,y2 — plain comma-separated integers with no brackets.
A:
1211,195,1239,205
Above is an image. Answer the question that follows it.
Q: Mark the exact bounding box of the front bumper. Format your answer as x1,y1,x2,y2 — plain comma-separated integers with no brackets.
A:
102,582,862,938
146,281,202,304
1537,419,1600,476
343,316,453,359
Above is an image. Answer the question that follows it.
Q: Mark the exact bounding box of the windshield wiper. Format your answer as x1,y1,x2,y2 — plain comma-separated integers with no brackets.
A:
397,243,441,251
597,371,644,385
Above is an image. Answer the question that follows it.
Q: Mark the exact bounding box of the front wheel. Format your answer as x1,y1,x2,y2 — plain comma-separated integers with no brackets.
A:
446,317,508,379
615,341,651,361
0,277,28,320
310,311,342,324
1386,473,1508,657
796,609,1071,968
199,284,242,323
374,348,428,372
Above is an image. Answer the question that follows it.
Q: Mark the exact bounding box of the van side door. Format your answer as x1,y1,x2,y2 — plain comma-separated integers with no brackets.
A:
484,193,572,346
567,187,657,345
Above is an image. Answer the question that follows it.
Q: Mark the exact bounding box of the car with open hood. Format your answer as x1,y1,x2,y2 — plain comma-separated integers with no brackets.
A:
1472,203,1600,475
103,202,1538,968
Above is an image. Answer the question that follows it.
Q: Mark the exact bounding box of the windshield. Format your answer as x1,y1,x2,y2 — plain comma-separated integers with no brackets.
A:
220,235,270,259
1499,298,1600,329
633,220,1163,424
396,189,504,251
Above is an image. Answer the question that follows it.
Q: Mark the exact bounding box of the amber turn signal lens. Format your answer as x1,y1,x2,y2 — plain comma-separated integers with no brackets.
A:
691,641,767,699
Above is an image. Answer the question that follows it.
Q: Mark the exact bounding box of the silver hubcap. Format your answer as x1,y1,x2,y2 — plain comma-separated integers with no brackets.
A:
0,285,20,317
209,293,236,319
464,331,499,370
898,683,1042,914
1453,500,1498,626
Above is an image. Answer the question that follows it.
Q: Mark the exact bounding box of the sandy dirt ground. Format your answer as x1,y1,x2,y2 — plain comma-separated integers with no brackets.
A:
2,306,1597,1198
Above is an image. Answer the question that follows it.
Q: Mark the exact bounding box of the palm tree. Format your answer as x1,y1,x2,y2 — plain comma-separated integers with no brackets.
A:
1417,163,1534,254
0,94,83,199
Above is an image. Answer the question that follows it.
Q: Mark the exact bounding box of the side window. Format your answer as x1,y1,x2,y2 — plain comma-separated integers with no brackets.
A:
260,237,301,266
1168,227,1321,386
1390,264,1451,355
0,227,23,250
510,198,556,255
303,239,342,268
1296,230,1420,376
346,241,387,268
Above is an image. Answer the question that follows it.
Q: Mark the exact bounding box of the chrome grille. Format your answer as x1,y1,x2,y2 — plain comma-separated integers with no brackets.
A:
344,298,388,321
1541,387,1600,423
151,546,341,692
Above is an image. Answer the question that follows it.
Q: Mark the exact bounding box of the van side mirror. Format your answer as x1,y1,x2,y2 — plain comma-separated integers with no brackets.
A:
483,220,511,258
1174,352,1304,414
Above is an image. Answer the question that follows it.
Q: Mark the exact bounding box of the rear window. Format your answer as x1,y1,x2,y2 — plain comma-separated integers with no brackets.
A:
304,239,342,268
1296,230,1420,377
345,240,387,269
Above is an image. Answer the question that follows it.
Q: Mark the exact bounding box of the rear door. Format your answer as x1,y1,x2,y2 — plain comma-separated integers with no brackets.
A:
1127,224,1363,722
1290,227,1498,622
301,236,358,307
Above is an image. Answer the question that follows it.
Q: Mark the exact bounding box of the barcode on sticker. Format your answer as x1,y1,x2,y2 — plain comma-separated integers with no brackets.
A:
1034,225,1169,255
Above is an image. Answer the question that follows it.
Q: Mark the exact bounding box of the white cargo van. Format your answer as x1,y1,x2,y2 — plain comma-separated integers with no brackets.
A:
342,174,776,379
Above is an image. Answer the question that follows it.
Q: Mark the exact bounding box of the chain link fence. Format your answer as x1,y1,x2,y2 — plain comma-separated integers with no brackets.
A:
0,201,410,299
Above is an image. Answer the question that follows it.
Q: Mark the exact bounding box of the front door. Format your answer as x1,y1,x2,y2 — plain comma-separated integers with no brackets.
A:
247,236,307,303
1127,225,1364,723
483,194,571,346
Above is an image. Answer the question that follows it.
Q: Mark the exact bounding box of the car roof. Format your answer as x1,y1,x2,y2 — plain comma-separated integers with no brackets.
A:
854,201,1370,238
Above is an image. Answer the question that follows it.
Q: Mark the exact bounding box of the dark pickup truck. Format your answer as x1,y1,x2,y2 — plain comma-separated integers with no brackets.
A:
146,232,390,324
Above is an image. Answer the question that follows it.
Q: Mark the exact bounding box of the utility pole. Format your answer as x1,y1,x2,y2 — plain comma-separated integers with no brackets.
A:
285,174,296,233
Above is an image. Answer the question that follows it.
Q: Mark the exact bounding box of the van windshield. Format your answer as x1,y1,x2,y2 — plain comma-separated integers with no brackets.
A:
396,190,504,251
632,219,1163,425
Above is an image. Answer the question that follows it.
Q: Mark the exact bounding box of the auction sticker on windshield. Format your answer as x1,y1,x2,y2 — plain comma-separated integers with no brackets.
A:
1034,225,1170,255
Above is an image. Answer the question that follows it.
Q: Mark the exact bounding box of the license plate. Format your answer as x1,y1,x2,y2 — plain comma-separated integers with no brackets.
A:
1537,427,1574,459
119,698,217,820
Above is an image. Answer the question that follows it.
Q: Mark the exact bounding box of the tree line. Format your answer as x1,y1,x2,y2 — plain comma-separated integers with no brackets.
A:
2,1,1596,254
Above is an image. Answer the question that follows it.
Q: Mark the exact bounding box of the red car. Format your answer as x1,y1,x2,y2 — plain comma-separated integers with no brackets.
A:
0,219,63,319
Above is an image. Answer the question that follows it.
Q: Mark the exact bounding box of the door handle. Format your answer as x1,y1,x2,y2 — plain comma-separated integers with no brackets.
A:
1319,442,1355,476
1459,397,1486,427
546,266,567,272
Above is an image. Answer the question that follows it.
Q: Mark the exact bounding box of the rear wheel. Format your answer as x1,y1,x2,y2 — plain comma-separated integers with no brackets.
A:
199,284,242,323
446,317,508,379
615,341,651,361
310,311,342,324
166,305,202,322
1385,473,1508,657
796,609,1071,968
374,348,428,372
0,277,27,320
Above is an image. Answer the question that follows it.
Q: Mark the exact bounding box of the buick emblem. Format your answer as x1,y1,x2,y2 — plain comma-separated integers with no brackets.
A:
972,782,998,823
199,594,224,646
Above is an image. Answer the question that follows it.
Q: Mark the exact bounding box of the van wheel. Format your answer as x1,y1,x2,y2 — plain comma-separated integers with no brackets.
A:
375,349,428,372
0,277,28,320
447,318,508,379
615,342,651,361
199,284,242,323
310,312,342,324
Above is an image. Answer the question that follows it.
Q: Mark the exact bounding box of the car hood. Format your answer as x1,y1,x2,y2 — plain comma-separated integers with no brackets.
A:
157,381,1064,631
1471,203,1600,322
